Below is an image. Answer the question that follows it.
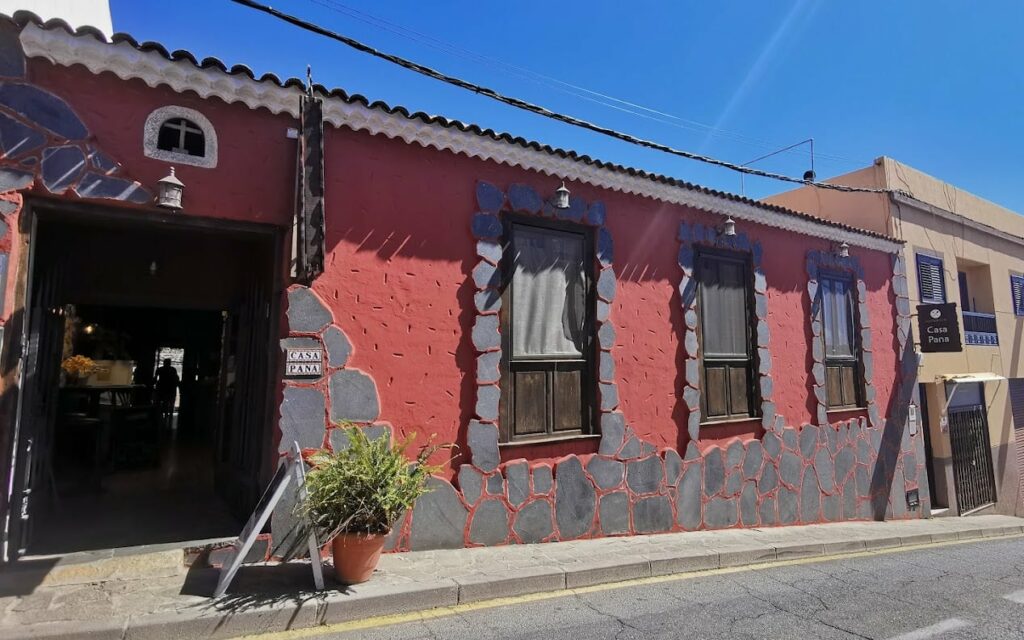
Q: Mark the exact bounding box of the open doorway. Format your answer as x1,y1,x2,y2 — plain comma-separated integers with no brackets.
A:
8,205,281,557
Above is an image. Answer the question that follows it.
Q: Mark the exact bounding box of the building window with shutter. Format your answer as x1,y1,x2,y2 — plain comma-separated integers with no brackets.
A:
821,272,863,409
1011,275,1024,316
499,217,595,442
697,249,759,421
916,253,946,304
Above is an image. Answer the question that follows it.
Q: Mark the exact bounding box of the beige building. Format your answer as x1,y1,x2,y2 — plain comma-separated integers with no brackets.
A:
767,157,1024,518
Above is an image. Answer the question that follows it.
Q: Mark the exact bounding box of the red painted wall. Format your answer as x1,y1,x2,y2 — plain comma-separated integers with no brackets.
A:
27,60,295,227
315,126,900,478
22,59,901,481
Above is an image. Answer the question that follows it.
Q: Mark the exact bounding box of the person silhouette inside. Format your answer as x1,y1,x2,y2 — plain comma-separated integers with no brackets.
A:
155,358,180,427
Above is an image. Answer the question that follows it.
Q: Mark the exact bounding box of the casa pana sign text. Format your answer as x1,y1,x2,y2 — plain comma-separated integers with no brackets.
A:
917,303,963,353
285,347,323,377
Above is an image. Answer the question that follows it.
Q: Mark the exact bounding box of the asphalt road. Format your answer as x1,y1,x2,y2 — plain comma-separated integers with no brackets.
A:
310,537,1024,640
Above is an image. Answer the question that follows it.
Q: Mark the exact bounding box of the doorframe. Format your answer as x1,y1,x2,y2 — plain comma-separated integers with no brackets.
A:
2,196,287,561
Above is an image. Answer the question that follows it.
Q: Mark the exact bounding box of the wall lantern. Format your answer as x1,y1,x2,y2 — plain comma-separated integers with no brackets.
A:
720,216,737,237
157,167,185,210
552,182,570,210
833,241,850,258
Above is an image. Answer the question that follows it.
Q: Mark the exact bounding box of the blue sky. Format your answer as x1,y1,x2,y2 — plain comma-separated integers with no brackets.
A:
111,1,1024,211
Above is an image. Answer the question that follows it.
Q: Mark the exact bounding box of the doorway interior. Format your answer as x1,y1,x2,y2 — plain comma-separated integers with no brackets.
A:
9,205,280,557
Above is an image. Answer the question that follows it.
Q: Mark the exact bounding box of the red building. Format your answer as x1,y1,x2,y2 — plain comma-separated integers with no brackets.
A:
0,12,924,560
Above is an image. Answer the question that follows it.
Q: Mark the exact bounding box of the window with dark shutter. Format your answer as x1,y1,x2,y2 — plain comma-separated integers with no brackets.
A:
1011,275,1024,316
499,217,595,442
916,254,946,304
697,249,758,421
821,272,863,409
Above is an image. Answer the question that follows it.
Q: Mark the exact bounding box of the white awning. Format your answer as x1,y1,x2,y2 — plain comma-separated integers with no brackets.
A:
936,373,1006,384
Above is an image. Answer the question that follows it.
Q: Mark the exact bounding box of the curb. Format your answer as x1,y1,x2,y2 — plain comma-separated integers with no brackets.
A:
6,524,1024,640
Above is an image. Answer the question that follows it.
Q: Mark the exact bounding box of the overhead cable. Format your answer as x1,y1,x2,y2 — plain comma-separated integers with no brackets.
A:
303,0,859,166
230,0,900,195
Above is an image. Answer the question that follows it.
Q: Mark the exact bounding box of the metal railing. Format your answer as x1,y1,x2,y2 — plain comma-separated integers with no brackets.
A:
948,405,997,513
962,311,998,346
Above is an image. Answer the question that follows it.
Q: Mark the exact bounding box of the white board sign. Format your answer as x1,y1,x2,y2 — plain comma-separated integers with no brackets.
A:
213,443,323,597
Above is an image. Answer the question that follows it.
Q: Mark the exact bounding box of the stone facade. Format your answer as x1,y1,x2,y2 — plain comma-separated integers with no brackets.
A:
0,22,151,207
0,21,152,288
267,182,927,552
677,222,778,437
804,250,878,428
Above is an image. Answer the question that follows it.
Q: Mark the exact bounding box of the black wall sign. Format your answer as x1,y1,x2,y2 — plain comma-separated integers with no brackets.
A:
917,303,963,353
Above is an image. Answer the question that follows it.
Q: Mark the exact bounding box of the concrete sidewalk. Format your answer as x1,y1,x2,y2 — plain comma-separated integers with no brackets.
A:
2,515,1023,640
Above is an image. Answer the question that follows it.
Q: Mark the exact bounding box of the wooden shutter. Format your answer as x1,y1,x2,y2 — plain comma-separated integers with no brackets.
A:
1011,275,1024,316
916,254,946,304
500,218,594,442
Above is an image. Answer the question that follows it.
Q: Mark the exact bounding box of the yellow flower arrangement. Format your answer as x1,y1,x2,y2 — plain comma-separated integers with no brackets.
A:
61,355,102,378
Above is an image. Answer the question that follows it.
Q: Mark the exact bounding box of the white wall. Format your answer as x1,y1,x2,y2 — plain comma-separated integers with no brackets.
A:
0,0,112,38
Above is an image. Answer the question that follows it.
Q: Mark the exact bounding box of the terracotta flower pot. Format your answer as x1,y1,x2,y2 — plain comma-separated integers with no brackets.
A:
331,531,387,584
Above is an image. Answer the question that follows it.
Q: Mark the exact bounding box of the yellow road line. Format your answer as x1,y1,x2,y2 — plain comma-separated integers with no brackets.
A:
238,532,1024,640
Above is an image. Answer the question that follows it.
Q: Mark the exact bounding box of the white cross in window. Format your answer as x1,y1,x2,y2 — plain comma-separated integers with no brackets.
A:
164,119,203,155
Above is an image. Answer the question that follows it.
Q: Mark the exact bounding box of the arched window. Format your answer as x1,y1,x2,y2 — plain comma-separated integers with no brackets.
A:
143,106,218,168
156,118,205,157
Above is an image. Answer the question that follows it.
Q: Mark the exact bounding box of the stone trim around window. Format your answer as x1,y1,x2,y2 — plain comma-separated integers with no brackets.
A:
142,105,218,169
468,180,637,469
677,222,778,440
805,249,879,428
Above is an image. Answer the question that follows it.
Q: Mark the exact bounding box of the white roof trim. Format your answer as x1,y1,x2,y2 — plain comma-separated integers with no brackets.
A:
20,23,901,253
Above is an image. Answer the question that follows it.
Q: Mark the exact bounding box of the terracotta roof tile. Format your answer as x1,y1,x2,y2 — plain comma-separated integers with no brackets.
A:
4,10,898,244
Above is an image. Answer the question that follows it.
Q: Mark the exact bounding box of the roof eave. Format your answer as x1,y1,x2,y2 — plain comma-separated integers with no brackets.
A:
14,15,901,253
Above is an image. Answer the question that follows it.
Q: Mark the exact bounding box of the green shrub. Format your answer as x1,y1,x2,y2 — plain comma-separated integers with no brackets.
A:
301,425,444,538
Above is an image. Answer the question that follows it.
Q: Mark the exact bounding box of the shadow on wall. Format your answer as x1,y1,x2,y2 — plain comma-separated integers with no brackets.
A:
991,390,1022,516
872,311,919,519
1004,317,1024,516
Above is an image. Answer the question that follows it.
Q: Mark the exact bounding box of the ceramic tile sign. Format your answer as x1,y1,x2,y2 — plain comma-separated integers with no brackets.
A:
286,347,324,377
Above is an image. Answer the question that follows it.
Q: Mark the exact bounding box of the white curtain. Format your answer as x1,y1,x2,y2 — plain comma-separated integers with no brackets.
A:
699,257,748,358
511,225,585,357
823,277,854,357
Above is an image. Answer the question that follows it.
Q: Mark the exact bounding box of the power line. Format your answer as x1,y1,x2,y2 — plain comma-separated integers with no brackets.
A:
229,0,898,195
302,0,859,166
739,139,814,196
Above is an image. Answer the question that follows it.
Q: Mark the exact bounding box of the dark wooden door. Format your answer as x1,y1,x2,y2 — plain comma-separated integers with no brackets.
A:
215,276,273,519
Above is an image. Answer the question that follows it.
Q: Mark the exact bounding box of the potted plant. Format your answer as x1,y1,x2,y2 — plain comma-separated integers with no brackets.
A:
302,425,444,584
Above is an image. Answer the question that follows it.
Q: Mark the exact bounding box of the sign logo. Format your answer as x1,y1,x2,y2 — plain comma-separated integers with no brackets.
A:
929,308,942,319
